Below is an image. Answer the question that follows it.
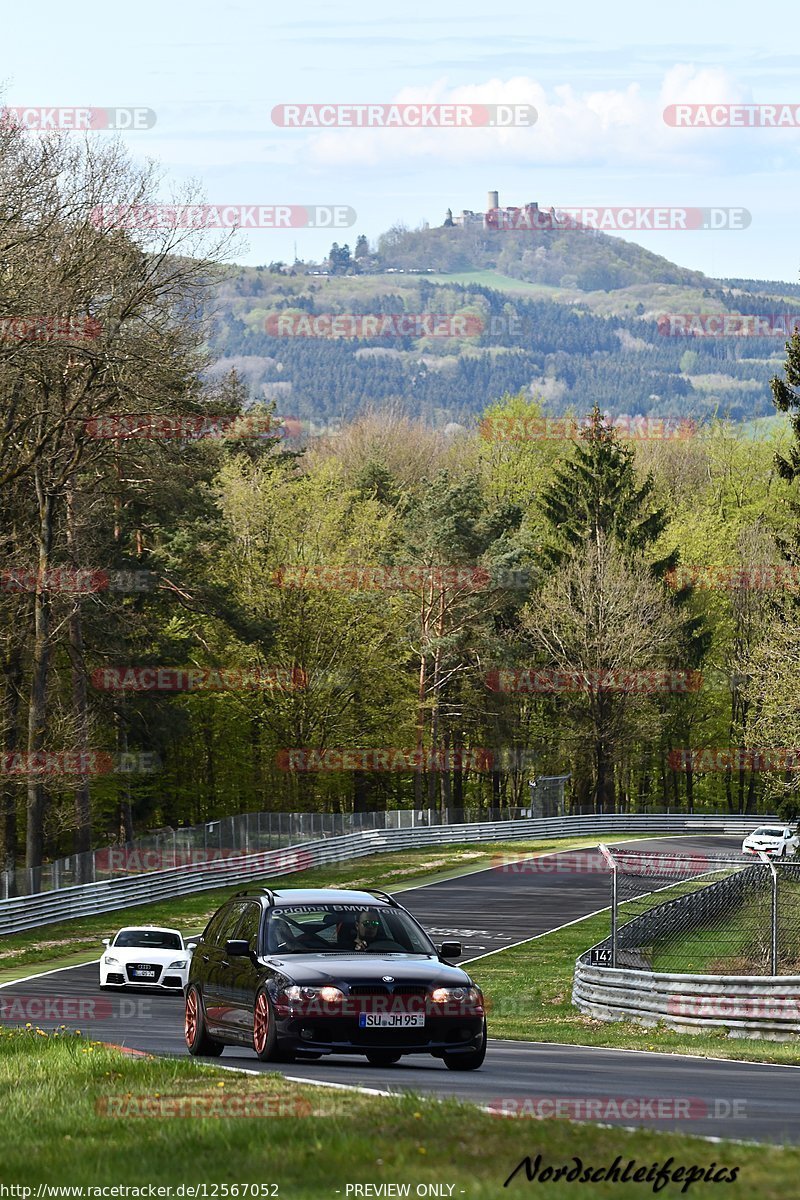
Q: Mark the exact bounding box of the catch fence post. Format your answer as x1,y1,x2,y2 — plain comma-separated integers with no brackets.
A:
598,843,618,968
759,851,778,975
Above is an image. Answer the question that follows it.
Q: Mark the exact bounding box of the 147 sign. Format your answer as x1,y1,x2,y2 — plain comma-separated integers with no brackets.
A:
590,946,613,966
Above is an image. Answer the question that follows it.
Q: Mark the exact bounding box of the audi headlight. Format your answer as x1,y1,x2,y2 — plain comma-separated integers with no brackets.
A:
430,986,481,1004
103,956,119,966
282,985,344,1003
168,960,188,970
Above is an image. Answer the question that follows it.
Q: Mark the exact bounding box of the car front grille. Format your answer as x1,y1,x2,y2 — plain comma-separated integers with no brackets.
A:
125,963,163,982
348,984,428,997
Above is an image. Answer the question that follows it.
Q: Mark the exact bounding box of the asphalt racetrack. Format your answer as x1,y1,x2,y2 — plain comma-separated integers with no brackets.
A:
4,834,800,1144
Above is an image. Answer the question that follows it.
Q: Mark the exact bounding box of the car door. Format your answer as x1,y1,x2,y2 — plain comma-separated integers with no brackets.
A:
200,902,248,1031
222,902,264,1038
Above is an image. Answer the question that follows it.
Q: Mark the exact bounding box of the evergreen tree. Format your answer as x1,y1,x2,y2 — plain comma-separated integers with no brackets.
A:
537,405,673,571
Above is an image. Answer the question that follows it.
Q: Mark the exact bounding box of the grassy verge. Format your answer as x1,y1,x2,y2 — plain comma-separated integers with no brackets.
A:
470,907,800,1066
0,1027,796,1196
652,880,800,975
0,836,623,979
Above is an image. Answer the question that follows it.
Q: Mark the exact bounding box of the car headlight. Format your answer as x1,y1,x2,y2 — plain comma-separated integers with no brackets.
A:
282,985,344,1003
430,986,482,1004
103,956,119,966
168,960,188,970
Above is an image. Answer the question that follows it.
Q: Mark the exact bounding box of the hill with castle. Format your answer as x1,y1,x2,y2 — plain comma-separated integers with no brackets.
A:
204,193,800,433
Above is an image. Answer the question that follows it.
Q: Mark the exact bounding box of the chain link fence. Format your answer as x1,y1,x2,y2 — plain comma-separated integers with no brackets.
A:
594,845,800,976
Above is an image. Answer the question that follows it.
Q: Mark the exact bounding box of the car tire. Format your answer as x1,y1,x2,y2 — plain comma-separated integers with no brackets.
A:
253,989,295,1063
185,984,224,1057
442,1021,487,1071
365,1051,402,1066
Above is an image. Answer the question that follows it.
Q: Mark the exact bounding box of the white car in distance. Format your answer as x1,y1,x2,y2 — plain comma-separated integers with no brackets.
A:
741,825,800,858
99,926,191,991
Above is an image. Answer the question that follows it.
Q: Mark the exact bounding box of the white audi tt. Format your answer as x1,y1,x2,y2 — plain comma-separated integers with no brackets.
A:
99,926,191,990
741,826,800,858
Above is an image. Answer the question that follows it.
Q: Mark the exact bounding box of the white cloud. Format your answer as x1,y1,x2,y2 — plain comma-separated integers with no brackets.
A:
297,68,787,170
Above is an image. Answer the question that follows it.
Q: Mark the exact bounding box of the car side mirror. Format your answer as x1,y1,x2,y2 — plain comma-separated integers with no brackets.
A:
186,942,197,952
102,938,110,946
225,939,252,957
438,941,462,959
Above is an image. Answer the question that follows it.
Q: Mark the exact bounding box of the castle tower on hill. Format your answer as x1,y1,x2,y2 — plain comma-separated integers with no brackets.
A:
446,190,553,231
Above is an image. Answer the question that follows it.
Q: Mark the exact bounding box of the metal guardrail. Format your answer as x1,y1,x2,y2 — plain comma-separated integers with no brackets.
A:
3,805,546,897
0,812,773,937
573,961,800,1038
2,802,763,898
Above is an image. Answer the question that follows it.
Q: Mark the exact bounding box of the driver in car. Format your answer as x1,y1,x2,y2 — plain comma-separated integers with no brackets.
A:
354,909,381,950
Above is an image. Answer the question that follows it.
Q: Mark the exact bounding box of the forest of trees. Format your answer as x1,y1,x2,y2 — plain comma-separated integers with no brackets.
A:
5,124,800,880
210,271,783,426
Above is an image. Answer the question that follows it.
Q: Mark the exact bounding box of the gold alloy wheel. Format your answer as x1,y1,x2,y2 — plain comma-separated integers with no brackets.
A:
185,988,198,1047
254,992,269,1053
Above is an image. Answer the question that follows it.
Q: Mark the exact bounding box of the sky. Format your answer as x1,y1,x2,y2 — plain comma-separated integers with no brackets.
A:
4,0,800,281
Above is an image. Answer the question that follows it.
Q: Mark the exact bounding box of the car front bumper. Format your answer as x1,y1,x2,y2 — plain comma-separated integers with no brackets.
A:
273,1012,485,1056
101,971,187,990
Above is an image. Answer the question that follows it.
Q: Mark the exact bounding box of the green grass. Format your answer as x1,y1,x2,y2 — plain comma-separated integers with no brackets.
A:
651,879,800,976
0,836,619,979
1,1027,798,1195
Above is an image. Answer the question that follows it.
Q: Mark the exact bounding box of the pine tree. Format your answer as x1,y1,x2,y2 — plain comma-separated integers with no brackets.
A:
538,405,673,571
534,405,708,812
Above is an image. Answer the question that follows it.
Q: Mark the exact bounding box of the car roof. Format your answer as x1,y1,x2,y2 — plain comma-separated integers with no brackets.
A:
247,888,394,908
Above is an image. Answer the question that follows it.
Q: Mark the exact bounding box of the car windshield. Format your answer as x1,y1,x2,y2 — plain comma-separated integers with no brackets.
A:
753,828,785,838
265,904,436,955
113,930,183,950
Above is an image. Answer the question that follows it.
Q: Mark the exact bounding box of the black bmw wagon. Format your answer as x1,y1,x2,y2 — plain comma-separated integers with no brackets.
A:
184,886,486,1070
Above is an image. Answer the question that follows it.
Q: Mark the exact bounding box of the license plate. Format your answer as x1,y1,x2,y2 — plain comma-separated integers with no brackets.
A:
358,1013,425,1028
132,969,156,978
